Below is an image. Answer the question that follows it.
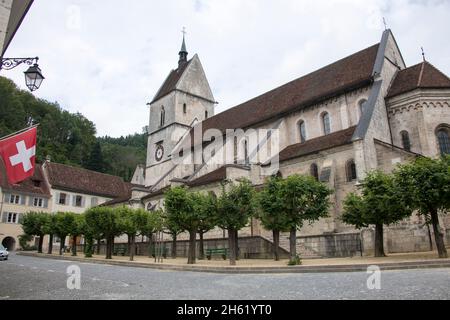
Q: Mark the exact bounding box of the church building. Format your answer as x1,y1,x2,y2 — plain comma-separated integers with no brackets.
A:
123,29,450,258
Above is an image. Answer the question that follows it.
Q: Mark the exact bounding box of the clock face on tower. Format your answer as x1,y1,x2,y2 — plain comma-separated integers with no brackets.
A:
155,144,164,162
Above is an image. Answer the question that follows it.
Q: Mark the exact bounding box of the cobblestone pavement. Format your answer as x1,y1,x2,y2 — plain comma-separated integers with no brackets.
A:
1,253,449,300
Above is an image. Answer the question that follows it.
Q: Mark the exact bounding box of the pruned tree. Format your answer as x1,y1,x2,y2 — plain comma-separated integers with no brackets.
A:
54,212,77,255
139,208,164,258
342,171,413,257
21,212,48,253
394,156,450,258
193,192,218,260
43,214,58,254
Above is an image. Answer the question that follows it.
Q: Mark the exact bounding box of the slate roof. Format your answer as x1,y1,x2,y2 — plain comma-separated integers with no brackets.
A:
190,43,379,141
151,59,192,104
387,61,450,98
44,162,128,198
0,158,51,196
187,166,227,187
273,126,357,163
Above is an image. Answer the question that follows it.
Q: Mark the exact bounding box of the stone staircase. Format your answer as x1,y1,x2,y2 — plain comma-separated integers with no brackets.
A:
262,233,323,259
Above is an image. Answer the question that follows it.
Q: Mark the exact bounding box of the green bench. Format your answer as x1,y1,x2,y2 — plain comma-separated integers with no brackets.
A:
206,248,228,260
151,247,168,259
113,247,126,256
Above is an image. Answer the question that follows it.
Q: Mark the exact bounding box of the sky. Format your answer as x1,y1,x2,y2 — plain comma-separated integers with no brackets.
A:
3,0,450,137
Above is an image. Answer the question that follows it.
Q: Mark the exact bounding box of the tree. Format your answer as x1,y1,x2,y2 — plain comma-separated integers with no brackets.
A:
164,187,201,264
85,141,107,172
117,206,140,261
257,176,290,261
193,192,218,260
282,175,332,265
85,207,121,259
163,210,183,259
54,212,77,255
395,156,450,258
21,212,48,253
216,180,256,266
342,171,413,257
43,214,58,254
68,214,85,257
138,208,164,258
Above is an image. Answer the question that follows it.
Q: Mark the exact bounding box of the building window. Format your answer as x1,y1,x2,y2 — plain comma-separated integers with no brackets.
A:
346,160,357,182
160,106,165,127
58,193,67,205
401,131,411,152
310,163,319,181
9,194,20,204
7,213,19,224
244,140,249,165
91,197,98,207
359,99,368,116
183,103,187,114
298,120,306,143
33,197,44,208
322,112,331,135
437,126,450,155
75,195,83,207
205,111,208,119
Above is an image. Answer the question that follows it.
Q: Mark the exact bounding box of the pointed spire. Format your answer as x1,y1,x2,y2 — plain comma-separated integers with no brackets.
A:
178,27,188,68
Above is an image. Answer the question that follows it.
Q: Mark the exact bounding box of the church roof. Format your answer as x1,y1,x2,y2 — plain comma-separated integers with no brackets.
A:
151,58,192,104
45,162,129,198
192,44,379,139
0,159,51,196
187,166,227,187
273,126,357,163
387,61,450,98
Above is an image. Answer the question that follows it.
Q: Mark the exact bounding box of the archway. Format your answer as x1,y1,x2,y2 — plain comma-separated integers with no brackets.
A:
2,237,16,251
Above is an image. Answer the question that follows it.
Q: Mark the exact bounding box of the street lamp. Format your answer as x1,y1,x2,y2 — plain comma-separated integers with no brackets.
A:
0,57,45,92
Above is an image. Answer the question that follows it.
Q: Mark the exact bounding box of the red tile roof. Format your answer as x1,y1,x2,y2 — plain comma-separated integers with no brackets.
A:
151,59,192,104
273,126,357,163
0,158,51,196
190,44,378,141
187,166,227,187
45,162,128,198
387,61,450,98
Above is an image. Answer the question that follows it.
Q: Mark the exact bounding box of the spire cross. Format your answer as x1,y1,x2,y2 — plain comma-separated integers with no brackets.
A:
383,17,388,31
421,47,426,62
181,27,187,37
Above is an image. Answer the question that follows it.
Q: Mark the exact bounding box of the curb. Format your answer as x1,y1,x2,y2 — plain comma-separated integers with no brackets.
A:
16,252,450,274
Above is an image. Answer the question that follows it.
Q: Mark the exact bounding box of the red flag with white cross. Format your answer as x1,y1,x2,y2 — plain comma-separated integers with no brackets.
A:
0,127,37,184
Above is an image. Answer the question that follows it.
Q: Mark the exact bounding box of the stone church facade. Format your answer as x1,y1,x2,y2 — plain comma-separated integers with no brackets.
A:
120,30,450,258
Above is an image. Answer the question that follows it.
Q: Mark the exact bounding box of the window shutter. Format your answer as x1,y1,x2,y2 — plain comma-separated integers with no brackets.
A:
29,197,34,206
43,198,49,208
1,212,8,223
81,197,85,208
4,193,10,203
18,213,24,224
72,195,76,207
20,196,26,205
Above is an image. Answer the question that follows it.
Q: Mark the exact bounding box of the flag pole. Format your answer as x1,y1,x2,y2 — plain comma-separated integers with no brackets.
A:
0,124,39,142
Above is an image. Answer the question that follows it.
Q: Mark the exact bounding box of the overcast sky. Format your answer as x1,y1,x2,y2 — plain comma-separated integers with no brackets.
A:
3,0,450,137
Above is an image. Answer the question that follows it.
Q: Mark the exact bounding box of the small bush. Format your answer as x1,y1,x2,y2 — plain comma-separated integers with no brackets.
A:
288,255,302,266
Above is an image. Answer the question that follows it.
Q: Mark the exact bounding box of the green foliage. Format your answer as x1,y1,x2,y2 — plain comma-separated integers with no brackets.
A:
257,176,290,232
54,212,78,239
0,76,146,181
84,207,121,239
21,212,48,236
18,234,36,251
287,255,302,266
164,187,199,232
342,171,414,228
394,156,450,216
216,179,256,231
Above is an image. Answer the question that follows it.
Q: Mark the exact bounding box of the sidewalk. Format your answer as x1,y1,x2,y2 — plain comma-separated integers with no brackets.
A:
17,250,450,274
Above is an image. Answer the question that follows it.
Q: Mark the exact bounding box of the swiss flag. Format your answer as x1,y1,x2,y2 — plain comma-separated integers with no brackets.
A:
0,127,37,184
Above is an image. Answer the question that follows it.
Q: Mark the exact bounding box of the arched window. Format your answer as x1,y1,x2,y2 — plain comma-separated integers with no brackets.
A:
298,120,306,143
346,160,357,182
183,103,187,114
437,126,450,155
322,112,331,135
401,131,411,152
244,140,249,165
205,111,208,119
310,163,319,181
359,99,368,116
160,107,165,127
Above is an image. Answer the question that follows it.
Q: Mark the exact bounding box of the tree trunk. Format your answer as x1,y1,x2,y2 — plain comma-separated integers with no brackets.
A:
48,234,53,254
127,236,131,256
148,232,153,258
71,235,77,256
187,229,197,265
171,233,177,259
374,223,386,257
273,229,280,261
289,228,297,262
96,238,101,255
106,235,112,259
59,235,66,255
38,234,44,253
427,223,433,251
85,236,93,258
430,209,448,258
228,228,236,266
130,235,135,261
235,230,239,260
199,232,205,260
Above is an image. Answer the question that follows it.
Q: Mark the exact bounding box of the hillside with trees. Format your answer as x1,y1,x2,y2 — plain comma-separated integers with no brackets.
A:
0,76,146,181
